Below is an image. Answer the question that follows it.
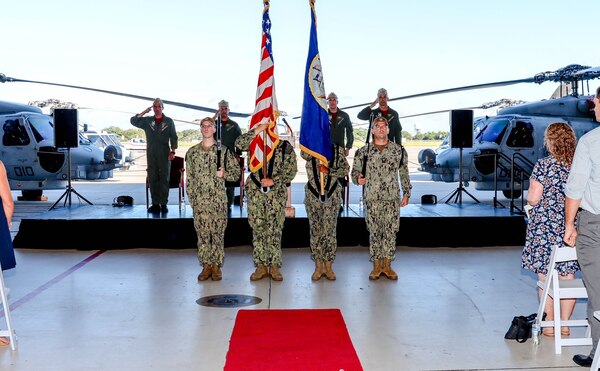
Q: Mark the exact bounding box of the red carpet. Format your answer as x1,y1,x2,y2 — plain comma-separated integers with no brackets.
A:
225,309,363,371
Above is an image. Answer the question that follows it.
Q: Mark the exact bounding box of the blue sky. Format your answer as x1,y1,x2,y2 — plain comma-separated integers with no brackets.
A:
1,0,598,133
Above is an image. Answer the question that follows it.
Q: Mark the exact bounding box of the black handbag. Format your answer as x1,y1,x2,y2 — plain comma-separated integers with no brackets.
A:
112,195,133,207
504,313,536,343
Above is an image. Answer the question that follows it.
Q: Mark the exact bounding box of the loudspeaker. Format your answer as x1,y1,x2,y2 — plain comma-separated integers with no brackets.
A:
54,108,79,148
421,194,437,205
450,109,473,148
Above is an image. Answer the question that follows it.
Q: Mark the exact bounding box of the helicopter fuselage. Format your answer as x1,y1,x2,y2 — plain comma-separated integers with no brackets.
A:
418,95,599,196
1,101,122,193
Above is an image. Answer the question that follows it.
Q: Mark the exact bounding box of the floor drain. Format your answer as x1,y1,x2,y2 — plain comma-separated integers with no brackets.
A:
196,294,262,308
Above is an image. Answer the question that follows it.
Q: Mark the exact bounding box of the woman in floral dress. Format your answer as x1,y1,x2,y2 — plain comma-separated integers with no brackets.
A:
522,122,579,337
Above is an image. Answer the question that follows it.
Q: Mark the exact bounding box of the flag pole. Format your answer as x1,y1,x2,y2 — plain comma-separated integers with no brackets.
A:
319,160,325,201
261,127,268,192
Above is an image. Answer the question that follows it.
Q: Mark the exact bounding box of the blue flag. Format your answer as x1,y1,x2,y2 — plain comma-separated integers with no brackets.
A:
299,0,331,166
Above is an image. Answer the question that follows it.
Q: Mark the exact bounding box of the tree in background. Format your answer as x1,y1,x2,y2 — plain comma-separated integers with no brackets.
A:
104,126,145,141
178,129,200,142
356,128,447,144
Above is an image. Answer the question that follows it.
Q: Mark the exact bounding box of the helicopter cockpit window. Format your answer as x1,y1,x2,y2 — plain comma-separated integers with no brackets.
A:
79,134,92,145
506,121,534,148
28,117,55,143
108,134,124,146
476,119,508,145
86,134,104,147
2,119,31,146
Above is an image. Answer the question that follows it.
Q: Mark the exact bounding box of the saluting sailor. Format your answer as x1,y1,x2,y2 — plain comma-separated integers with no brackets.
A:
357,88,402,144
131,98,178,214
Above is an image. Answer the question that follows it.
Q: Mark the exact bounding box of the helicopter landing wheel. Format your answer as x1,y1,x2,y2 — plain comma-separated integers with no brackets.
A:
502,190,522,199
19,190,46,201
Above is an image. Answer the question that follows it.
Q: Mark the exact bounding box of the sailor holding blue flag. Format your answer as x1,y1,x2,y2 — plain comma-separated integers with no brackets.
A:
299,0,349,281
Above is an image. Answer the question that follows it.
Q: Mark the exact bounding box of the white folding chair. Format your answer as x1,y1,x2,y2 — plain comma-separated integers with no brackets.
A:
536,244,591,354
0,262,17,350
591,311,600,371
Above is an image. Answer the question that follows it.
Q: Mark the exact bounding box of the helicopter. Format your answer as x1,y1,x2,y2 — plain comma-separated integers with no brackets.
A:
0,100,126,200
414,64,600,201
346,64,599,202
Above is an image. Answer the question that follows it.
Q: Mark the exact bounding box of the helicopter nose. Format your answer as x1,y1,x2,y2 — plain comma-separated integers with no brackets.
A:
103,145,122,163
473,148,498,175
418,148,436,167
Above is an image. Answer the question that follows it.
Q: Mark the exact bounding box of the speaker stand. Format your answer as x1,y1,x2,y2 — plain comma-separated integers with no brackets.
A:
443,147,479,205
50,148,93,210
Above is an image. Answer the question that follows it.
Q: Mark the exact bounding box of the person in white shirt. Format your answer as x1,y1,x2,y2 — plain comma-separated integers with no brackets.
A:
564,86,600,368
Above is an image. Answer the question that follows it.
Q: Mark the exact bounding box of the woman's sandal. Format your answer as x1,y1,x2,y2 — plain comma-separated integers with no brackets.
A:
0,337,10,346
561,327,570,336
542,327,555,337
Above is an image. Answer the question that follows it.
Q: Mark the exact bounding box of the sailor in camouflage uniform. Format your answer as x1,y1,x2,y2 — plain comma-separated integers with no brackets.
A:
235,123,297,281
301,145,349,280
351,116,411,280
186,117,241,281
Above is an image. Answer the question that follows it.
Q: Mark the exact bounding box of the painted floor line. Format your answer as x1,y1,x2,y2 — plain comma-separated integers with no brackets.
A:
1,250,106,317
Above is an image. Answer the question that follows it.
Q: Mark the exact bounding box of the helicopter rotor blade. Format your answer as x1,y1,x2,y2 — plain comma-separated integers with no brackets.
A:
0,74,251,118
352,97,527,123
340,64,600,112
397,107,481,119
394,98,528,120
77,107,200,126
291,77,536,119
340,78,536,111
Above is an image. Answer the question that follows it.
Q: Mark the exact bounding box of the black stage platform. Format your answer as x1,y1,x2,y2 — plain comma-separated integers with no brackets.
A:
13,203,526,250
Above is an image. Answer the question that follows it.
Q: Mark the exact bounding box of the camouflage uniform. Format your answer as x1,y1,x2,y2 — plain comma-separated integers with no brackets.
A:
236,131,297,267
351,142,411,261
301,145,349,262
130,115,178,206
185,143,240,266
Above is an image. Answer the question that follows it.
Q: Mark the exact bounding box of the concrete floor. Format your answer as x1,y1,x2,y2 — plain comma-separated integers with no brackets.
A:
2,149,591,370
0,245,592,370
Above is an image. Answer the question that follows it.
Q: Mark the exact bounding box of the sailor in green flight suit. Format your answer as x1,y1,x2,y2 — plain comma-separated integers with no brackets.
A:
131,98,178,213
214,100,242,210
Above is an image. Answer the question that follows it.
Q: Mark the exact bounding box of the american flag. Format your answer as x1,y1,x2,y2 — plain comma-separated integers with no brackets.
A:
248,0,279,173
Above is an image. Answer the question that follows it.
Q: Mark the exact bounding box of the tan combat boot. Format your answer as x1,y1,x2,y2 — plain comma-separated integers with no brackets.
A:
311,260,324,281
324,261,336,280
250,264,269,281
381,258,398,280
369,259,383,280
198,264,212,281
269,265,283,281
211,264,222,281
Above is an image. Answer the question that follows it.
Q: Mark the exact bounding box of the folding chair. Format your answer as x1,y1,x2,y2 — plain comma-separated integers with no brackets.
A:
0,262,17,350
591,311,600,371
536,244,591,354
146,156,186,210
